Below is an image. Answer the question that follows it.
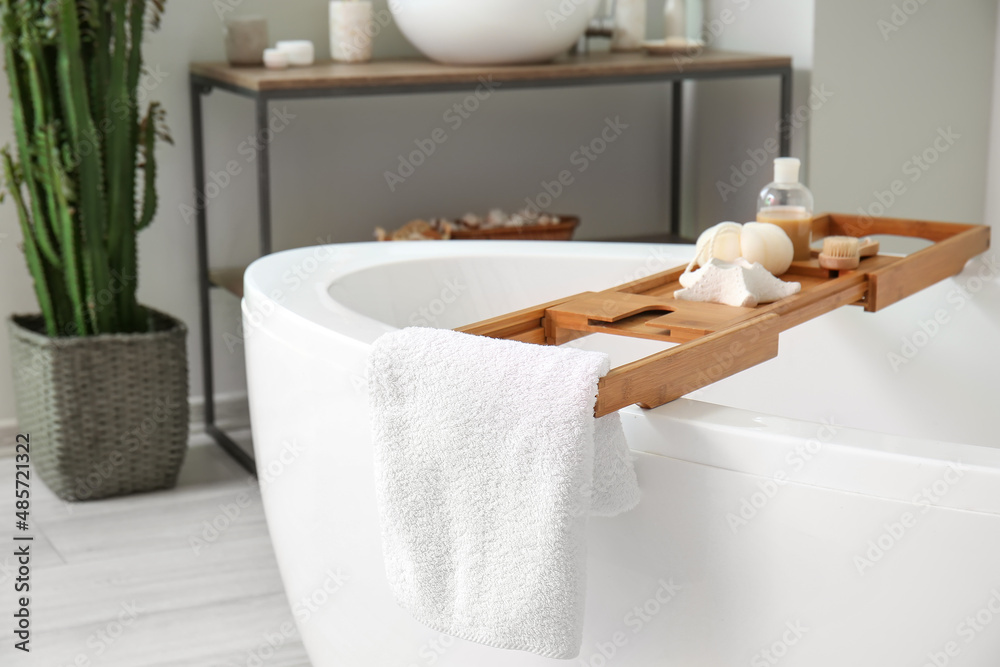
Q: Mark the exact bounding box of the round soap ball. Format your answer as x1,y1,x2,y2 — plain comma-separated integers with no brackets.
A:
740,222,794,275
693,222,743,268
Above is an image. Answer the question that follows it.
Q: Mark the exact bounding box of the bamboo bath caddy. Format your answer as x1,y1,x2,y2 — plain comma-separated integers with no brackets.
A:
456,214,990,417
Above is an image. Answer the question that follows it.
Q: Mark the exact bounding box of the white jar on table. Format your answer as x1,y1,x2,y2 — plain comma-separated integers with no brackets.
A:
611,0,647,51
330,0,375,63
664,0,687,39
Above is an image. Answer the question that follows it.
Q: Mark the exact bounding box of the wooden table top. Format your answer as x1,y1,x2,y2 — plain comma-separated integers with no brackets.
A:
190,50,792,93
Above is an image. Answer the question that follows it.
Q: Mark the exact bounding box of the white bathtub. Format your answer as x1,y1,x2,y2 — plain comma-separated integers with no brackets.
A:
243,241,1000,667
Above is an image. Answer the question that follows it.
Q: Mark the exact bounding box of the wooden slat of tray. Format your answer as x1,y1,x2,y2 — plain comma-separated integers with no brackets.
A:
546,292,758,344
456,293,586,341
596,314,781,415
606,265,689,295
783,257,842,280
818,213,985,243
752,254,902,326
866,225,990,311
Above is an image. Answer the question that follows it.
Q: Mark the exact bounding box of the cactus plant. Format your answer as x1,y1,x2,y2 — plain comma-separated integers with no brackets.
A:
0,0,171,337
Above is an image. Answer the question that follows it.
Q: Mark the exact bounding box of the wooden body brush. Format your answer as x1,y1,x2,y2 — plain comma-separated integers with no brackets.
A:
818,236,880,270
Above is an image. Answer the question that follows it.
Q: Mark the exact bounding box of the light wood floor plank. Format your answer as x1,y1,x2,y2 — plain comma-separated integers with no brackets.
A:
0,440,311,666
21,593,309,667
29,536,286,633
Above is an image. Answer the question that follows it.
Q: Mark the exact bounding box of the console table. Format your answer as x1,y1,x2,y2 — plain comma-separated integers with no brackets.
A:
189,50,794,473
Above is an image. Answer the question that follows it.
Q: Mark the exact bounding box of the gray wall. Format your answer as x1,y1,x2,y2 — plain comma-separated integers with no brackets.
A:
990,8,1000,236
810,0,998,224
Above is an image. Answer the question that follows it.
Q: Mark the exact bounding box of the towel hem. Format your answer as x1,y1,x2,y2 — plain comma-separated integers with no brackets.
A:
590,490,641,518
404,610,580,660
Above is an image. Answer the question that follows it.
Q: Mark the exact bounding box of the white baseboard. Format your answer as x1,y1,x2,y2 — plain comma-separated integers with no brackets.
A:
0,393,252,459
189,391,252,432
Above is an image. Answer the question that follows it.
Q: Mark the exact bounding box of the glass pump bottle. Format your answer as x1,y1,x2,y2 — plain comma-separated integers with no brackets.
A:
757,157,815,262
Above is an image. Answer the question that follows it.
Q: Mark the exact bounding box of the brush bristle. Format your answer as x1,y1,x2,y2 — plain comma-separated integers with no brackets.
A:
821,236,860,258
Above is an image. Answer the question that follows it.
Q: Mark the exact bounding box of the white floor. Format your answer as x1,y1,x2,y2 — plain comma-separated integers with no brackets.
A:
0,435,310,667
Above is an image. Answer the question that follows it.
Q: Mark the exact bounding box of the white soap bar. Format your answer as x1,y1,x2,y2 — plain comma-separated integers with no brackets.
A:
275,40,315,66
263,48,289,70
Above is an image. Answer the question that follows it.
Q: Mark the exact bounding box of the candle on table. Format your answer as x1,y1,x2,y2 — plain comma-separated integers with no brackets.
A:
330,1,374,63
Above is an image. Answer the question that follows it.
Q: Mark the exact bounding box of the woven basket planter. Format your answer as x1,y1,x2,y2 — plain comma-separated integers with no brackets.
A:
7,308,189,501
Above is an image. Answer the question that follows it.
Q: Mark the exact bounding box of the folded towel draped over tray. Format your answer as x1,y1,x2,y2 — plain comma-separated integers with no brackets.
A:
369,327,640,659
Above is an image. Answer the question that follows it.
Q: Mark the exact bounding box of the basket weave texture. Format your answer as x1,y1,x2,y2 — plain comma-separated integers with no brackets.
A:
448,218,579,241
8,308,189,501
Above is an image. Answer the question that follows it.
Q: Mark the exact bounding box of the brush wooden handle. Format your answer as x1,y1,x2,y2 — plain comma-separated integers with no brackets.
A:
859,238,880,257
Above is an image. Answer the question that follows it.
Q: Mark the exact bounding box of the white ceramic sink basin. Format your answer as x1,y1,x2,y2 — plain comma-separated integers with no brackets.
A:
390,0,601,66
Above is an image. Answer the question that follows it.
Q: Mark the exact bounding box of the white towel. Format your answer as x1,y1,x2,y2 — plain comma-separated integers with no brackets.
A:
369,327,640,659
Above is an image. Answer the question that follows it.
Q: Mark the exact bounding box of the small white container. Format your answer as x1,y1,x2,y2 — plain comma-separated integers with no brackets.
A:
664,0,687,39
611,0,646,52
275,40,315,66
330,0,374,63
263,48,290,70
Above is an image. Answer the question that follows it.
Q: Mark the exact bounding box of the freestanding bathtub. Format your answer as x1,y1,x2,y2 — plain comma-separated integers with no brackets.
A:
243,241,1000,667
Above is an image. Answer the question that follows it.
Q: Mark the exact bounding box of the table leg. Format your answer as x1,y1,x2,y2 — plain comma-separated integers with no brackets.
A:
779,67,793,157
670,80,683,237
256,95,273,255
191,78,258,475
191,77,215,431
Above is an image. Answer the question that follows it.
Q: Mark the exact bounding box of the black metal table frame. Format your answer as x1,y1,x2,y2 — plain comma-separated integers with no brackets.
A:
190,63,794,474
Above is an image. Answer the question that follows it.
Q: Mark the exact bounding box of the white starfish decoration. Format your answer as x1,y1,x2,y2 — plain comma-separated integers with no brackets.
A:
675,258,801,308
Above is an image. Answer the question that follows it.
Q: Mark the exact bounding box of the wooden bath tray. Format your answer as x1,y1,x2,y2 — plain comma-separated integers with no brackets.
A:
456,214,990,417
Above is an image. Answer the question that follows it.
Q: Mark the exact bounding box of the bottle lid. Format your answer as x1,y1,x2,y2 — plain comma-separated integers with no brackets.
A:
773,157,800,184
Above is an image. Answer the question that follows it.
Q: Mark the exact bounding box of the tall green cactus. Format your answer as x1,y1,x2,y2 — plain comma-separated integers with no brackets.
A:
0,0,170,337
